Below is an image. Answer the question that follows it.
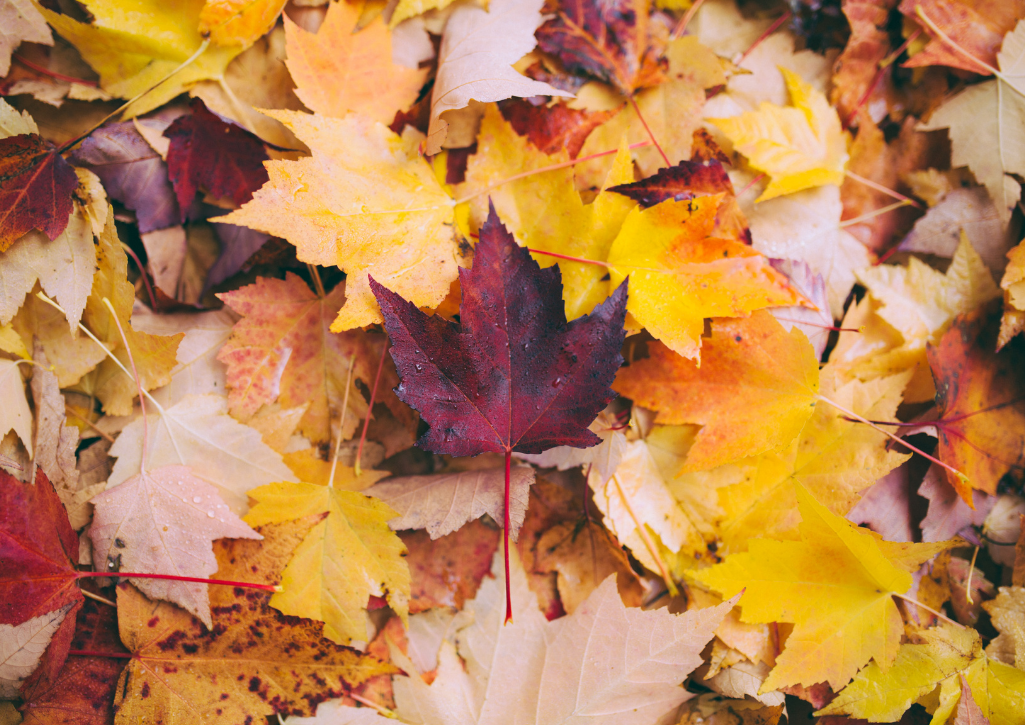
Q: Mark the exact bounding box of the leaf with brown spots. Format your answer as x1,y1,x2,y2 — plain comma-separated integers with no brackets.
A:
402,520,500,614
112,518,397,725
0,134,78,251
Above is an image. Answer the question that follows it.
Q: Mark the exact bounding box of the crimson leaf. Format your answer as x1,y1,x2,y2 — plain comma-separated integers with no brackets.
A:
370,205,627,619
0,134,78,250
164,98,269,222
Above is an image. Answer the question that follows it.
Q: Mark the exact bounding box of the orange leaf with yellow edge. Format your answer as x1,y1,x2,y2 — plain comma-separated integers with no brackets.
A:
614,312,819,472
928,305,1025,502
709,68,848,201
606,195,805,360
112,519,397,725
691,483,958,692
198,0,288,47
219,111,460,330
243,467,408,645
216,273,407,444
284,1,427,125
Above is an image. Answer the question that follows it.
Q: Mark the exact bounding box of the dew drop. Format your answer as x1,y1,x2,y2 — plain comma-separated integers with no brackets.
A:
207,511,215,518
193,496,202,504
415,364,422,371
552,377,562,388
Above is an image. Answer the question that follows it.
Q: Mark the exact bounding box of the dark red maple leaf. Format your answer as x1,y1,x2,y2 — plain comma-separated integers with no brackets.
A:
498,98,615,159
370,204,627,619
0,134,78,250
20,598,128,724
0,469,83,692
609,159,752,243
535,0,665,96
164,98,269,222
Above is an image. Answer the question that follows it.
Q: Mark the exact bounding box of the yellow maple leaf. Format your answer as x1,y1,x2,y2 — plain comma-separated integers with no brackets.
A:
710,67,848,202
38,0,241,117
712,369,912,553
219,111,460,330
390,0,458,26
198,0,288,47
614,312,820,472
691,484,956,692
244,468,409,645
817,624,1025,724
284,1,427,125
83,212,182,416
998,238,1025,347
606,195,804,360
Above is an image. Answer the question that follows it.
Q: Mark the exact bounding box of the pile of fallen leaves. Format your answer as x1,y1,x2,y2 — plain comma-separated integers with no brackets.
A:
1,0,1025,722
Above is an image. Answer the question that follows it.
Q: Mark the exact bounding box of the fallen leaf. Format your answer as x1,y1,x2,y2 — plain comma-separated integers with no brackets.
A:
365,466,536,540
0,0,51,77
0,604,74,698
112,519,398,724
516,414,627,484
498,98,614,159
692,483,956,691
830,0,895,123
535,0,665,96
817,624,1025,724
392,546,735,725
402,520,499,613
899,187,1010,274
767,258,833,357
982,586,1025,669
710,68,848,201
164,97,269,220
928,305,1025,501
920,20,1025,224
106,393,298,515
90,464,260,625
197,0,288,48
613,312,819,471
0,359,31,454
217,274,394,443
955,674,991,725
284,0,427,125
12,294,105,390
920,463,995,542
425,0,569,154
0,133,78,250
899,0,1025,74
845,463,915,542
607,195,804,360
220,111,460,330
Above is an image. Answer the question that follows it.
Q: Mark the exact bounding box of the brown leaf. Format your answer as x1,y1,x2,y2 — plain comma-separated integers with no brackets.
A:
402,520,500,614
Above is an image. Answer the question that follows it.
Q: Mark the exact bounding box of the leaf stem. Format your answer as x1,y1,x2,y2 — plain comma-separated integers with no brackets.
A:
307,263,325,298
816,393,969,486
892,592,963,628
103,297,148,473
67,650,134,659
913,6,1006,79
79,571,281,592
628,96,670,167
526,248,610,268
611,474,679,596
737,11,792,65
80,589,117,607
504,448,513,624
670,0,706,39
838,200,911,228
965,545,980,605
12,54,99,86
354,342,388,476
736,173,766,197
328,355,357,489
772,316,860,332
450,142,652,206
120,242,159,311
844,171,924,209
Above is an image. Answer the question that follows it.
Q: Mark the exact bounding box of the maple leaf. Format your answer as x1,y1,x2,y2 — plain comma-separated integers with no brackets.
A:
220,111,459,330
0,133,78,251
0,0,51,76
712,369,912,553
425,0,569,154
900,0,1025,74
535,0,665,96
67,121,181,233
0,201,95,332
90,464,260,625
197,0,287,48
18,598,127,724
365,466,536,540
216,273,400,444
927,305,1025,501
284,0,427,126
163,98,269,221
920,20,1025,225
498,98,615,159
0,470,82,692
606,195,804,360
710,68,849,201
830,0,894,123
817,624,1025,723
899,187,1009,275
920,464,995,543
106,393,297,515
0,604,74,698
39,0,242,117
692,483,957,692
112,519,398,724
516,413,627,483
767,258,833,357
983,586,1025,669
403,520,500,614
243,469,409,645
613,312,820,471
1000,238,1025,346
82,213,182,415
392,546,736,725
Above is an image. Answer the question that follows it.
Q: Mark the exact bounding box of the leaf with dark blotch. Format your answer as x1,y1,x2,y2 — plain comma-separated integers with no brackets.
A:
68,122,181,234
370,204,627,457
0,134,77,251
928,305,1025,503
0,469,82,696
498,98,615,159
535,0,665,96
164,98,269,222
19,598,127,724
